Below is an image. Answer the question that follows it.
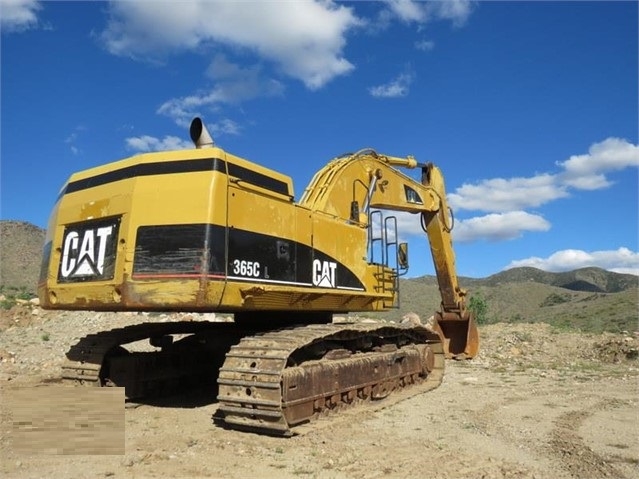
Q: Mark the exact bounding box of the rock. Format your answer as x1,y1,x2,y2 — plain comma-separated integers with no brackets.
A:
401,312,422,326
0,348,16,362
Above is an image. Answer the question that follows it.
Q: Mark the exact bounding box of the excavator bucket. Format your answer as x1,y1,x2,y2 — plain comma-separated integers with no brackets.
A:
434,311,480,359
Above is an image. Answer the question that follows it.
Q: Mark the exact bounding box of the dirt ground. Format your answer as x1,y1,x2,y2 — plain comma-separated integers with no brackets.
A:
0,304,637,479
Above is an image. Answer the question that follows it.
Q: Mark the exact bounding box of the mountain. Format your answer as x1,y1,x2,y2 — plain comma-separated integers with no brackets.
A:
0,221,46,292
477,266,638,293
392,267,638,334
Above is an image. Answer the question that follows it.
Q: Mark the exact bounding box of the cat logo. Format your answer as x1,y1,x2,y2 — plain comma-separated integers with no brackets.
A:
58,218,120,282
312,259,337,288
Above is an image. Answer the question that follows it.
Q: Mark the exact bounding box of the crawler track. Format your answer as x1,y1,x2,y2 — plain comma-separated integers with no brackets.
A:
62,321,245,397
62,320,444,435
217,322,444,436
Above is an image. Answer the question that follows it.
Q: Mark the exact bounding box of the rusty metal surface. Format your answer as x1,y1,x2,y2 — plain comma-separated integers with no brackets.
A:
435,311,480,359
217,322,444,436
281,345,427,423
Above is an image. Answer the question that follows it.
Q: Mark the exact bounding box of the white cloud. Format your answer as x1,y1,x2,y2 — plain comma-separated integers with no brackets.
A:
449,137,639,213
100,0,360,90
376,137,637,246
64,125,86,156
209,118,241,137
506,247,639,275
156,96,204,130
558,137,639,190
443,137,638,243
382,210,550,243
125,135,192,152
453,211,551,242
390,211,424,238
158,55,284,127
386,0,427,23
0,0,40,32
369,72,414,98
125,117,240,152
415,39,435,51
100,1,477,126
432,0,475,27
448,174,566,213
382,0,474,26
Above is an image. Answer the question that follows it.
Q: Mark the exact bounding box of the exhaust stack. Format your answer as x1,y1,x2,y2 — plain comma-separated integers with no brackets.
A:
190,117,214,149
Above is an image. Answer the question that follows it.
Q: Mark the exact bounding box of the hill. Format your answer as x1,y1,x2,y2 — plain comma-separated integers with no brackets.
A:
0,221,45,293
476,266,638,293
0,219,637,333
387,267,638,334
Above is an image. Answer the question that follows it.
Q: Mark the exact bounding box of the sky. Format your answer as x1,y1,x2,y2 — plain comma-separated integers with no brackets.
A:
1,0,638,279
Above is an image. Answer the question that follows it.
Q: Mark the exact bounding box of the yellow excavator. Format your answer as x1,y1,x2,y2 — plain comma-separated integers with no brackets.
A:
38,118,479,435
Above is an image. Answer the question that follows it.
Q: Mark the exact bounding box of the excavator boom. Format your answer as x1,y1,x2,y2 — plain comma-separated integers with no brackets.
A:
300,149,479,357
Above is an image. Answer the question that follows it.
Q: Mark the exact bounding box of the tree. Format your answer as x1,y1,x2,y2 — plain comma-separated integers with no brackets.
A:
468,292,489,325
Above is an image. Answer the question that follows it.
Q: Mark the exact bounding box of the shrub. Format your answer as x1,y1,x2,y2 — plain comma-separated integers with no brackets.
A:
468,292,489,324
540,292,570,307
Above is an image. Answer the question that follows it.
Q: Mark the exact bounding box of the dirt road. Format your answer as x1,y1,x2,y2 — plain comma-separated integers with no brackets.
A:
1,308,637,479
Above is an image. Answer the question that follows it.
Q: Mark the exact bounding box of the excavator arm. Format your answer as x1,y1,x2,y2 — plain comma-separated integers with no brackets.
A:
419,163,480,358
300,149,479,358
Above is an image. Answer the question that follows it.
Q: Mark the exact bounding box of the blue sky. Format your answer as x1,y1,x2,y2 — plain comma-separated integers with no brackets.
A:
1,0,638,278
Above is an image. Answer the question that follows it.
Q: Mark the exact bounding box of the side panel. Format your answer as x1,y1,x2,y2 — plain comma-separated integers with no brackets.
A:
123,160,229,308
225,183,366,288
311,212,369,292
39,155,230,310
226,182,303,287
39,180,136,308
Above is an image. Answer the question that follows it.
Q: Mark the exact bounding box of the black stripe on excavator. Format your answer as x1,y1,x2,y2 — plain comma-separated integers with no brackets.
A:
60,158,289,197
226,163,290,196
132,224,365,291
